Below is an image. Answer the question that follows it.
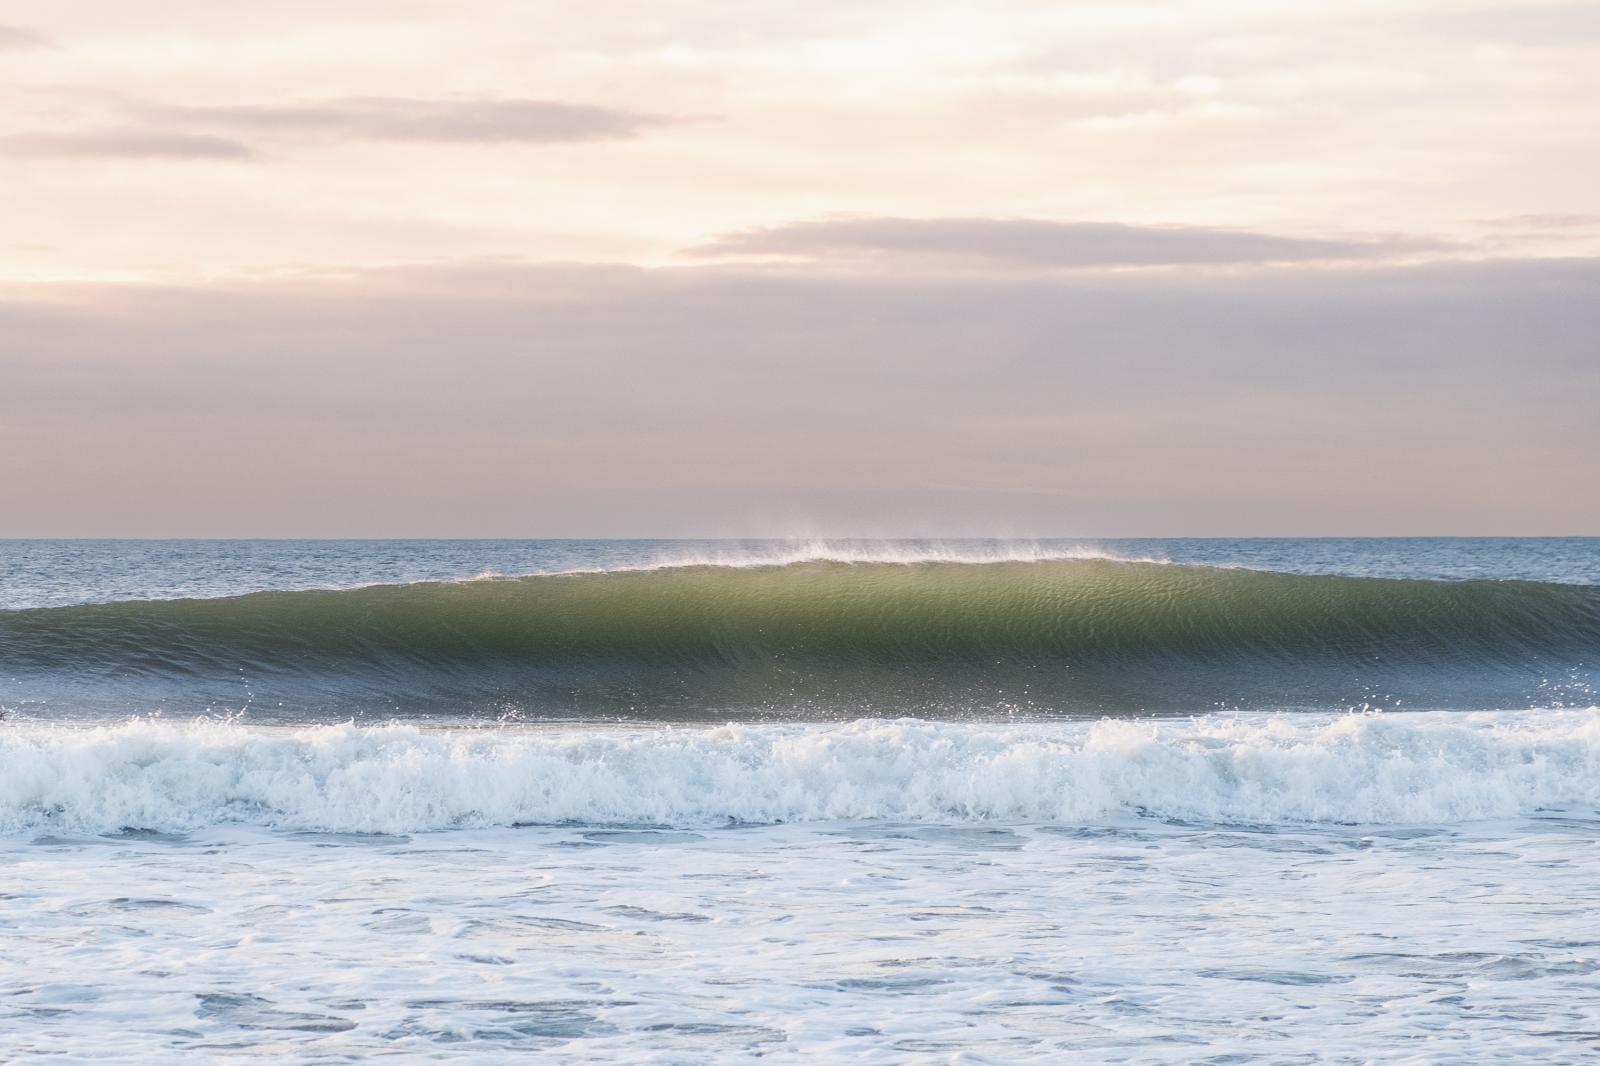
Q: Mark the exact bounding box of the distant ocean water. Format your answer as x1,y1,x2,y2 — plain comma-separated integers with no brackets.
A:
3,539,1599,1062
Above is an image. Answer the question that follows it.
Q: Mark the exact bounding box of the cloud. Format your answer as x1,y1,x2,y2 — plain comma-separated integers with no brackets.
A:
688,218,1437,269
3,130,252,159
1405,3,1600,47
1477,214,1600,231
0,96,670,165
1,256,1594,536
0,25,50,50
142,97,674,144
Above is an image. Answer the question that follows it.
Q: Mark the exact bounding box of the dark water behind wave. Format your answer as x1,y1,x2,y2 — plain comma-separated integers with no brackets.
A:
3,544,1596,721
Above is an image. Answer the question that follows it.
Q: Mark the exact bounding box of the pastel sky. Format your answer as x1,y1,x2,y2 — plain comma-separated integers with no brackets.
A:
2,0,1596,535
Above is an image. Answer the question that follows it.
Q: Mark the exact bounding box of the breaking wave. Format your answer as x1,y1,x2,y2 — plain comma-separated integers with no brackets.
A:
3,712,1599,834
3,559,1596,716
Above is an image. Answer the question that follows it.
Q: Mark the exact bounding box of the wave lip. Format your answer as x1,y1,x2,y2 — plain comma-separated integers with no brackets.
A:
3,711,1600,835
563,538,1167,574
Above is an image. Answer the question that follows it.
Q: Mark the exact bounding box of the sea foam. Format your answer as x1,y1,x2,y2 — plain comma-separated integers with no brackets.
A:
3,710,1598,835
568,538,1167,573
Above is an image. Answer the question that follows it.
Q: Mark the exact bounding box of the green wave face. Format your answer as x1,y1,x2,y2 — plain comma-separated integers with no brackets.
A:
4,560,1598,719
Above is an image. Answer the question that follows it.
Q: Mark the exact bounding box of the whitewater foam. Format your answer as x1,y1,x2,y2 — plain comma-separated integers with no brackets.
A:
558,538,1168,574
4,710,1597,835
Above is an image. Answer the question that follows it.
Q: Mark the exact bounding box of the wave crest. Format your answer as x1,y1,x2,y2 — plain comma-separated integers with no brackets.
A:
563,539,1165,574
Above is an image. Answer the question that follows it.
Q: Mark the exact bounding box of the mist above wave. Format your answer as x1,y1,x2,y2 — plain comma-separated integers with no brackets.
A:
551,539,1165,574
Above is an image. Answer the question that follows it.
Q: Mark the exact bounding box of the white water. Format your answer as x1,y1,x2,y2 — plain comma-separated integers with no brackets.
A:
5,711,1600,1062
6,812,1600,1061
571,538,1168,574
3,711,1599,835
456,541,1161,583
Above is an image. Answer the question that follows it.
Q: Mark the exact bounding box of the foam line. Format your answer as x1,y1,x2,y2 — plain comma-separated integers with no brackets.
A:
4,711,1599,834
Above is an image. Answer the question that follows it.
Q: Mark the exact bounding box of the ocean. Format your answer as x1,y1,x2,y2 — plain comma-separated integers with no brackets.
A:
3,538,1598,1061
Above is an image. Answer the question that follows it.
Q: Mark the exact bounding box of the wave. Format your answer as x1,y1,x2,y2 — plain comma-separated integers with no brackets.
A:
3,559,1597,717
3,712,1599,834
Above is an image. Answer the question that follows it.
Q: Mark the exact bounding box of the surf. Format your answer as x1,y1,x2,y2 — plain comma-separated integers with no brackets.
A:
4,711,1600,834
2,558,1597,718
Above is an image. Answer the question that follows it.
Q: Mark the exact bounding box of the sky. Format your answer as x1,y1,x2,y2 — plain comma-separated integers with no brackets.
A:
1,0,1597,536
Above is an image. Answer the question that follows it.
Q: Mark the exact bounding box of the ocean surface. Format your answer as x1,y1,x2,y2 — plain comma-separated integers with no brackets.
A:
2,538,1599,1062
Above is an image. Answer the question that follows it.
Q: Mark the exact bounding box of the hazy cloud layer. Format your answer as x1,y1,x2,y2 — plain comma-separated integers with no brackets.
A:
141,97,675,144
4,257,1595,536
1479,214,1600,231
4,129,251,159
2,96,673,166
2,2,1595,535
691,218,1435,268
0,25,49,49
5,1,1598,276
1408,2,1600,47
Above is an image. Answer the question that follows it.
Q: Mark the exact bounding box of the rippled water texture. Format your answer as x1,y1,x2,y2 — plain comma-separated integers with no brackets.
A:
5,812,1600,1062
